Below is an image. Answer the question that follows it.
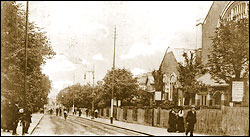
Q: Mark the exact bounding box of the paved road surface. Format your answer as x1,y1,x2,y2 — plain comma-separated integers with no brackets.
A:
32,115,146,136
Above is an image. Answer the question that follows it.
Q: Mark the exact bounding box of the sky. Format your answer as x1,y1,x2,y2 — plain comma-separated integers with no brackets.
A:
17,1,213,99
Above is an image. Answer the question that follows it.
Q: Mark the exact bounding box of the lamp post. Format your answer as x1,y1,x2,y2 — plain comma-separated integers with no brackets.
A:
72,72,75,115
111,26,117,124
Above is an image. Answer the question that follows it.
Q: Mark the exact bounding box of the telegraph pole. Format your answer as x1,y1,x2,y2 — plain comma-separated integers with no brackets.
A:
111,26,117,124
24,1,29,108
91,65,95,119
73,72,75,115
23,1,29,136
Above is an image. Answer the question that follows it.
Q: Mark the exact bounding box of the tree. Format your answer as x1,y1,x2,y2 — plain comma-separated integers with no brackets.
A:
57,84,94,108
177,51,207,105
133,88,151,107
152,70,164,92
102,68,139,106
208,18,249,83
1,2,55,111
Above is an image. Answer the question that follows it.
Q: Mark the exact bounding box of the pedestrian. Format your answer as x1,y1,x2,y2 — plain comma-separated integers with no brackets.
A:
185,105,197,136
177,106,185,133
85,108,89,117
1,100,11,132
167,107,177,132
49,108,53,115
79,109,82,117
11,103,20,135
63,109,68,120
94,109,98,118
20,107,32,135
59,108,62,116
56,108,59,116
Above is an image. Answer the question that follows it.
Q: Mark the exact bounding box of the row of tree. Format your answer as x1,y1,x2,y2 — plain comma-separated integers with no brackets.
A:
1,1,56,112
57,68,152,109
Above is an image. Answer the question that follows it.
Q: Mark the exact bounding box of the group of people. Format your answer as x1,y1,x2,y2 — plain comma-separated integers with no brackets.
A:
85,108,98,118
1,100,32,135
168,105,197,136
55,107,69,120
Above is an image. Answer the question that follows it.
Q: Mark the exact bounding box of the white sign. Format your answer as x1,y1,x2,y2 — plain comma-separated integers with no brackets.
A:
155,91,162,101
232,81,244,102
114,99,117,106
118,100,121,107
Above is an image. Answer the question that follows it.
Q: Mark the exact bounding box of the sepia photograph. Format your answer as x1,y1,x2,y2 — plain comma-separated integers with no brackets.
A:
1,1,249,136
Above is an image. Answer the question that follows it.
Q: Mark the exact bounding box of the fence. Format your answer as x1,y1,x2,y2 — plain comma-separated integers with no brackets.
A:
97,106,249,136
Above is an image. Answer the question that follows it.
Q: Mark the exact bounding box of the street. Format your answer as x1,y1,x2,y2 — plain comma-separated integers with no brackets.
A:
2,1,249,136
32,114,145,136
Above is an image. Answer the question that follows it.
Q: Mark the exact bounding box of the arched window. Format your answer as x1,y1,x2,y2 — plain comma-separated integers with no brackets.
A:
219,1,249,23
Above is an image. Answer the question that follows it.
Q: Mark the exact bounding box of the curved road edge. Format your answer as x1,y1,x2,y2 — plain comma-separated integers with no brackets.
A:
30,114,45,135
81,117,154,136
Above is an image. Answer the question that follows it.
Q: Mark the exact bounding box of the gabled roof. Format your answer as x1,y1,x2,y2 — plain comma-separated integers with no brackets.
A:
203,2,215,24
196,73,229,87
159,47,196,76
137,75,147,85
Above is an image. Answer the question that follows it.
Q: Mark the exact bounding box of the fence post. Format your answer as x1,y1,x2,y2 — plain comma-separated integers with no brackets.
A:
195,93,198,106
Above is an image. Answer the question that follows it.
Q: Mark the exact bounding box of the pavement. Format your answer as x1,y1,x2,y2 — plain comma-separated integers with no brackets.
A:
81,115,212,136
1,113,44,136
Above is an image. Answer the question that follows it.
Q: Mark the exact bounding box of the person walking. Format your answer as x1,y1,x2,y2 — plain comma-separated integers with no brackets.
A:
78,109,82,117
59,108,62,116
63,109,68,121
1,100,11,132
177,106,185,133
85,108,89,117
167,107,177,132
94,109,98,118
20,108,32,135
56,108,59,116
11,103,20,135
49,108,53,115
186,105,197,136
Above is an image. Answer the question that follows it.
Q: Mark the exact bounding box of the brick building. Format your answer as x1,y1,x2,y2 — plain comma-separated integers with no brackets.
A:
200,1,249,64
197,1,249,106
159,48,195,106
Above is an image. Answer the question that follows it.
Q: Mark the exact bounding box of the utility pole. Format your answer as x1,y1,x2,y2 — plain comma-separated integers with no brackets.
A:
90,65,95,119
23,1,28,136
24,1,29,106
111,26,117,124
73,72,75,115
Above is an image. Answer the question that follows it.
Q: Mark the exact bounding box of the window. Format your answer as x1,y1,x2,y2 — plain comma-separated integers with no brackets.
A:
201,95,207,106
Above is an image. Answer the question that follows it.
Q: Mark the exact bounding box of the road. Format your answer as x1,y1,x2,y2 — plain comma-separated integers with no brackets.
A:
32,114,147,136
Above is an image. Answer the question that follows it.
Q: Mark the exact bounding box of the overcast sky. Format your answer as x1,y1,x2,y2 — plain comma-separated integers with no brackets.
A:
17,1,213,98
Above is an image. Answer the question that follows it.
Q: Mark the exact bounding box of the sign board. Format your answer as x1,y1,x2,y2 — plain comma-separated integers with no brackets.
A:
155,91,162,101
118,100,121,107
232,81,244,102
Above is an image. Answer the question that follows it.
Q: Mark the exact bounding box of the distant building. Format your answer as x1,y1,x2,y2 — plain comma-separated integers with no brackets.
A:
136,72,155,92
